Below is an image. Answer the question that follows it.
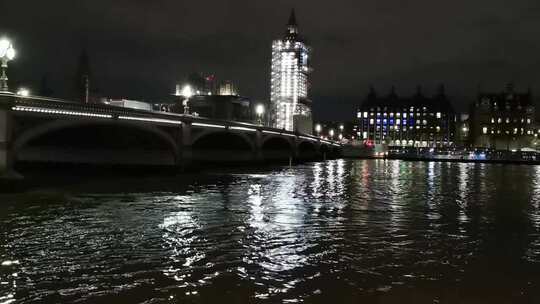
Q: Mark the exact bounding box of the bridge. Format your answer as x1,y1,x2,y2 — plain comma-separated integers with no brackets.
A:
0,93,342,178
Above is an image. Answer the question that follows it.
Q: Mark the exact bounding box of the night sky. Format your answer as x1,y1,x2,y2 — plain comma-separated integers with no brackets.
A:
3,0,540,120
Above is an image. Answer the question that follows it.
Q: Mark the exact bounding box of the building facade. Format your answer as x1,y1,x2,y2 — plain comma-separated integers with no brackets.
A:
270,9,312,133
469,84,535,150
356,86,456,147
181,73,217,96
218,80,238,96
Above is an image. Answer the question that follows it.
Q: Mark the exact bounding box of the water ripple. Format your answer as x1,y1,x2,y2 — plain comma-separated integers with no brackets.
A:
1,160,540,302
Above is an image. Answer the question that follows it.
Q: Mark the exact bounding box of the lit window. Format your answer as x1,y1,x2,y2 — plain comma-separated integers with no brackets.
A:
498,118,502,123
491,118,495,124
390,113,394,117
513,128,518,134
506,118,510,123
396,113,401,117
369,119,374,124
423,120,427,125
436,112,441,119
363,112,368,118
527,119,531,124
436,126,441,132
482,127,488,134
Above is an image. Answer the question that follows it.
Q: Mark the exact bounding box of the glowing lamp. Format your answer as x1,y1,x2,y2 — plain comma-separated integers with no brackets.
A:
181,85,193,98
16,88,29,97
255,104,265,116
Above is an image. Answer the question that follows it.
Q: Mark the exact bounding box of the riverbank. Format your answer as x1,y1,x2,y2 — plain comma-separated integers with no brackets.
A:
342,144,540,165
344,156,540,165
385,155,540,165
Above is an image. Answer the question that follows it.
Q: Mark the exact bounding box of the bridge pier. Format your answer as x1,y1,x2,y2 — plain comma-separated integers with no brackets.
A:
0,109,20,180
180,123,193,170
255,130,263,161
292,140,299,162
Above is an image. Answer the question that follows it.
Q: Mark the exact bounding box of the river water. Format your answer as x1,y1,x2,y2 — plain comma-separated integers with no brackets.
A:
1,160,540,303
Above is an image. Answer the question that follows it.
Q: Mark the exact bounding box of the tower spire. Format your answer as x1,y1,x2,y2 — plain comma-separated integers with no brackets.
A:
285,9,299,38
288,9,297,27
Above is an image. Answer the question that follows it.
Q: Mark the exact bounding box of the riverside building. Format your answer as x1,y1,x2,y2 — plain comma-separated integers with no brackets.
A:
469,84,536,150
355,86,456,147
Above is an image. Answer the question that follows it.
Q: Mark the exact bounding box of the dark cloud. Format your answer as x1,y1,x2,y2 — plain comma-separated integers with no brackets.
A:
3,0,540,120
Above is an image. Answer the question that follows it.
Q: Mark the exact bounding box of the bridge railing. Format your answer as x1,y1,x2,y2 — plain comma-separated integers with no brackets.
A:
0,93,340,146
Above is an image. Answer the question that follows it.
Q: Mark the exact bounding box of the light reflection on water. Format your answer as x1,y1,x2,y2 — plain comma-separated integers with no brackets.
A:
1,160,540,303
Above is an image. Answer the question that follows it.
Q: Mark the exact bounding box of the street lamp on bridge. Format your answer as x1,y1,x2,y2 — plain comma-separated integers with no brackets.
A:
16,87,30,97
0,38,16,92
255,104,265,125
315,124,322,137
181,85,194,115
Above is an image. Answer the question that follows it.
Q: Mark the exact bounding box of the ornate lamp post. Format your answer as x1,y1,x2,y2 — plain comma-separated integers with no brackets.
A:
16,87,29,97
181,85,194,115
0,38,16,92
255,104,265,125
315,124,322,137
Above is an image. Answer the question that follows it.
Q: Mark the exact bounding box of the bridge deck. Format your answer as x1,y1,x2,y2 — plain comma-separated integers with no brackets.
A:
0,92,339,147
